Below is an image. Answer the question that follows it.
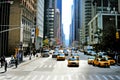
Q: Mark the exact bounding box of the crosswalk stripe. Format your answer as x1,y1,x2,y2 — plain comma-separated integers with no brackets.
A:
82,75,86,80
48,65,52,68
0,76,5,79
75,75,79,80
24,75,31,80
67,75,71,80
115,75,120,80
95,75,101,80
108,75,114,80
11,76,17,80
89,75,94,80
39,65,43,68
39,75,44,80
61,76,64,80
102,75,108,80
44,65,48,68
31,75,37,80
53,75,57,80
18,76,24,80
46,75,50,80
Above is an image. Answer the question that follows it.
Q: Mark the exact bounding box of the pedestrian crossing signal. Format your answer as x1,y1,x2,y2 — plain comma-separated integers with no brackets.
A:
116,32,119,39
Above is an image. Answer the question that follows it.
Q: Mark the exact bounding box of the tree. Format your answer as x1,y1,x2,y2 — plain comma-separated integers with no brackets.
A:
43,39,49,46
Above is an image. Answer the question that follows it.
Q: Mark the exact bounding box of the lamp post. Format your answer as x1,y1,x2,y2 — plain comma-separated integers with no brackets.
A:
94,28,102,51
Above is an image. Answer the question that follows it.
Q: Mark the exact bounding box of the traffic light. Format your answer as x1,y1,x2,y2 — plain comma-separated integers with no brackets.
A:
116,31,119,39
36,27,39,36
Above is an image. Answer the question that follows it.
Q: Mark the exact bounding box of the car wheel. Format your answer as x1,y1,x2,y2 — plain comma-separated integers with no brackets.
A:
98,64,101,67
93,63,95,66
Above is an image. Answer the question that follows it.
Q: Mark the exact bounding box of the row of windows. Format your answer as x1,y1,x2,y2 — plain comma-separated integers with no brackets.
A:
22,9,34,21
21,0,35,13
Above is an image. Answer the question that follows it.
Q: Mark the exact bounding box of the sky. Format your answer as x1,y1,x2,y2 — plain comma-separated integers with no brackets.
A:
62,0,73,40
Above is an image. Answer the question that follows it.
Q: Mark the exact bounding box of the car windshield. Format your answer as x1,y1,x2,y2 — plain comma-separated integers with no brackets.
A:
88,56,95,59
100,58,107,61
108,57,113,60
69,57,77,61
43,50,49,52
58,54,65,56
72,53,79,56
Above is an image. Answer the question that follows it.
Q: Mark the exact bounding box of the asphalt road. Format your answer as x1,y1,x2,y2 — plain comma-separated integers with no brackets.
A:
0,52,120,80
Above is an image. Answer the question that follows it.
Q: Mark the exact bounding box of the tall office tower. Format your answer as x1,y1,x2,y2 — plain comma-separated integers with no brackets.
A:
56,0,62,43
54,9,60,43
35,0,44,50
8,0,36,54
44,0,56,43
0,0,11,56
84,0,92,44
119,0,120,13
73,0,81,41
69,5,75,47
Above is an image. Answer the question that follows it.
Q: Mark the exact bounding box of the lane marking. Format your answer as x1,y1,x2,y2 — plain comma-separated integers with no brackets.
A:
24,75,31,80
89,75,94,80
31,75,37,80
115,75,120,80
108,75,114,80
53,75,57,80
67,75,71,80
102,75,108,80
46,75,50,80
11,76,17,80
95,75,101,80
39,75,44,80
18,76,24,80
61,76,64,80
82,75,86,80
0,76,5,79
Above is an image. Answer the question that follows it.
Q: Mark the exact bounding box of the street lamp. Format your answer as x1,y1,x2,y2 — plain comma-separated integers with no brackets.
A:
0,1,14,4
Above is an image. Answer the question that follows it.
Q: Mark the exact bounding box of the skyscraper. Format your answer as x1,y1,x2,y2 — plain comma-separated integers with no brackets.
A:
44,0,56,42
73,0,81,41
35,0,44,50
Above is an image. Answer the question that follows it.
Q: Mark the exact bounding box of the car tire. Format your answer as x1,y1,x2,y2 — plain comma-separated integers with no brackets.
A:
93,63,95,66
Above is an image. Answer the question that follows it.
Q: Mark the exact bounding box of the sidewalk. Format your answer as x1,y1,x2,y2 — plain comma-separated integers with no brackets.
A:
6,53,41,67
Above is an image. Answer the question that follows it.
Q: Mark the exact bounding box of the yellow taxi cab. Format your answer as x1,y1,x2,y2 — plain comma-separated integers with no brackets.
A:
106,56,116,65
71,53,80,60
88,56,95,64
67,56,79,67
93,57,110,67
57,53,65,61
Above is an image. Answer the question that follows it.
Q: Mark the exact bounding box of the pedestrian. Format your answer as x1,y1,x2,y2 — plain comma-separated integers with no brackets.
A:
15,58,18,68
0,55,5,68
4,60,7,72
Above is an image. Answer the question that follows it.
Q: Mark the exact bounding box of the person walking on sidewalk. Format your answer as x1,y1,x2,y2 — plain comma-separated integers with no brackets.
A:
0,55,5,68
4,60,7,72
15,58,18,68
